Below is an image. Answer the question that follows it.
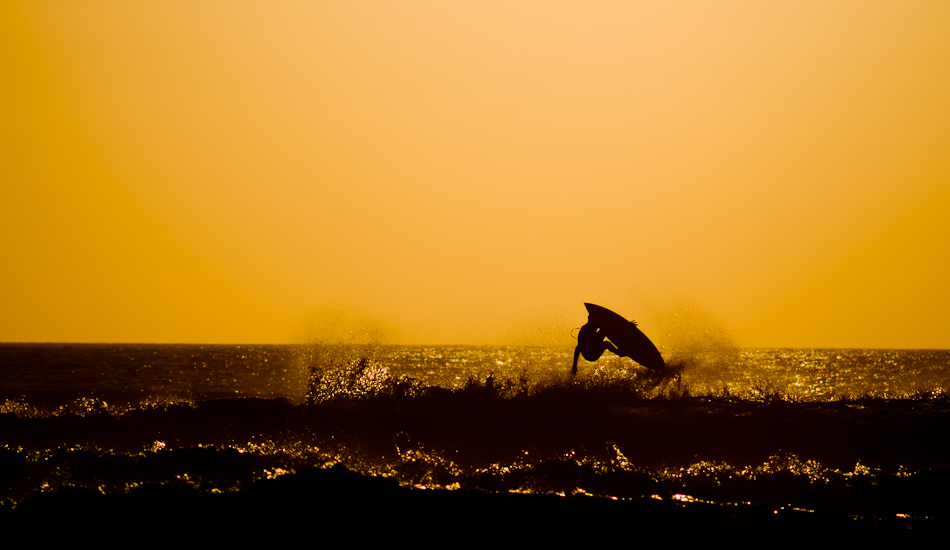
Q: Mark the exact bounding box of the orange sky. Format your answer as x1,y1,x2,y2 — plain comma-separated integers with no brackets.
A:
2,1,948,348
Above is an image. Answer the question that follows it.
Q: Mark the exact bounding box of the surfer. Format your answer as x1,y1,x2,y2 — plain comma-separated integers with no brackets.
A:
571,303,666,376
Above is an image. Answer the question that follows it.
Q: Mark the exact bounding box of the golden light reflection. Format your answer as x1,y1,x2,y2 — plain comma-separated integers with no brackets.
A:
671,494,704,504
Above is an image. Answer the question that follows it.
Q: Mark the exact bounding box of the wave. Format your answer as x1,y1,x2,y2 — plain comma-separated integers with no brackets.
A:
3,378,949,521
2,345,949,535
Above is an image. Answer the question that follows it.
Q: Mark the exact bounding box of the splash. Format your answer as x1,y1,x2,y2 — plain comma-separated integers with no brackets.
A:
295,307,397,345
304,353,397,403
292,308,397,403
649,302,741,394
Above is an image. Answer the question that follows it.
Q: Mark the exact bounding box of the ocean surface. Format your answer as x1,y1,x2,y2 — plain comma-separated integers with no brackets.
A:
2,343,949,535
3,343,947,402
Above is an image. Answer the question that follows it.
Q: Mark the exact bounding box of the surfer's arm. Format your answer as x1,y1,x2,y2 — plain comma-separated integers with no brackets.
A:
571,345,581,376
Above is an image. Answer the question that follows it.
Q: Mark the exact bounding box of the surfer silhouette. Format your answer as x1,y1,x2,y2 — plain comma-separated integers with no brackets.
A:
571,303,666,376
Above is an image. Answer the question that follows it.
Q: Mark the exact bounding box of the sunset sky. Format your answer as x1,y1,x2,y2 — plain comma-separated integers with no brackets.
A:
2,1,948,348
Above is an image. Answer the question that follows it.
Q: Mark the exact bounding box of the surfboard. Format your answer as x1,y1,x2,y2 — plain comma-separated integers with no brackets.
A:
584,303,666,371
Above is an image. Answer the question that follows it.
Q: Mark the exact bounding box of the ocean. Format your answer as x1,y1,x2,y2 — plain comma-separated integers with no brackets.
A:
1,343,948,538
